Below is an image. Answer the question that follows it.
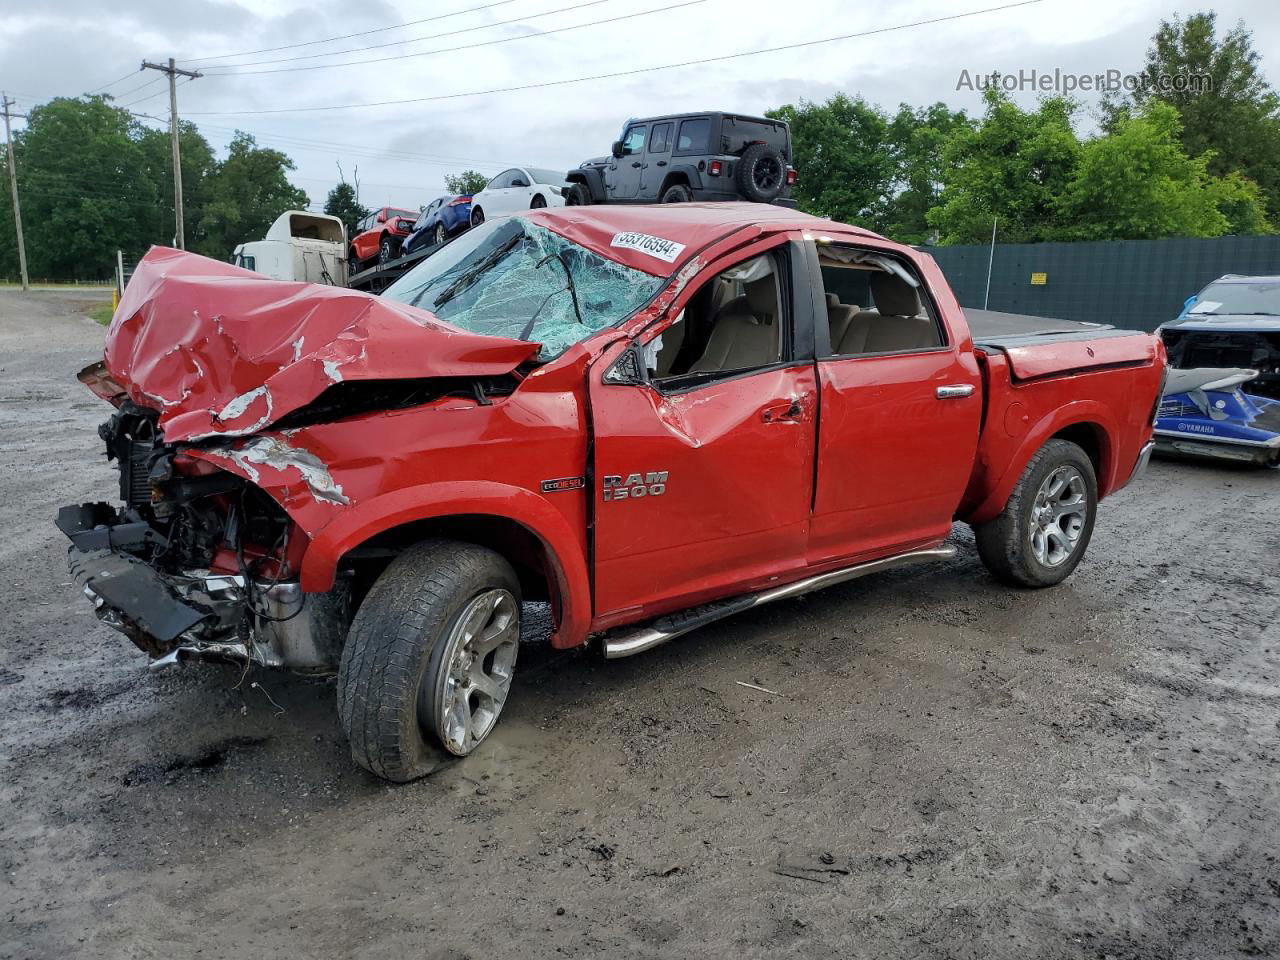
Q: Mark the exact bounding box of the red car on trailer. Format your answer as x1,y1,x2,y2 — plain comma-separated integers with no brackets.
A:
348,206,418,270
61,203,1164,782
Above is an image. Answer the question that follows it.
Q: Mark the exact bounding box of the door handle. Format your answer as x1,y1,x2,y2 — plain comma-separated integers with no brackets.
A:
936,384,975,399
762,397,805,423
655,160,668,166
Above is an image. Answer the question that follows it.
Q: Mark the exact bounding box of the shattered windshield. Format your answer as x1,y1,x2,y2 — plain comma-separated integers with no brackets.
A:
382,218,665,358
1189,281,1280,317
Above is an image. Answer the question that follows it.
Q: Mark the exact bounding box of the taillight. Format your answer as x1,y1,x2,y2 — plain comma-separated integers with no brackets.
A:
786,168,797,185
449,196,471,205
708,160,722,176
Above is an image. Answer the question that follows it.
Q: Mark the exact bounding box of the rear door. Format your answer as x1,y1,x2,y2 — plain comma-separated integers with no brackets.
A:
806,241,982,564
589,235,818,621
640,121,674,197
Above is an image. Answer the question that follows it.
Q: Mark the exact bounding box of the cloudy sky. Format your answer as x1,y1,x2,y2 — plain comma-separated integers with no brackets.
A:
1,0,1277,215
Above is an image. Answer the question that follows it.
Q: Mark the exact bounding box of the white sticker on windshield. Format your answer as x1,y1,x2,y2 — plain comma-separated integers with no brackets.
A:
610,231,686,263
1188,300,1220,314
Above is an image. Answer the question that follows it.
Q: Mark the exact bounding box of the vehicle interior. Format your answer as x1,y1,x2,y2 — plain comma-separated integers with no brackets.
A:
646,253,785,382
817,247,944,356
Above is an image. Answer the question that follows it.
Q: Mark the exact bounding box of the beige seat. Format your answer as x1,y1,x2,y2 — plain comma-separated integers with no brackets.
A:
690,277,780,373
825,292,860,351
836,273,938,354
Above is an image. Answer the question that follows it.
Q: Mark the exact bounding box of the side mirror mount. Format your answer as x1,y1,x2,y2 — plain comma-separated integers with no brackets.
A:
611,140,625,159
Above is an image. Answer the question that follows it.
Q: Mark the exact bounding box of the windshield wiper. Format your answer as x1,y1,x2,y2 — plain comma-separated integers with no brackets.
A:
422,232,523,310
514,253,586,343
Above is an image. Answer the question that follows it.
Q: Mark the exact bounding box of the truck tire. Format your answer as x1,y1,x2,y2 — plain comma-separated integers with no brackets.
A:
566,183,592,206
735,143,785,203
974,439,1098,588
661,183,694,203
348,247,362,272
337,539,522,783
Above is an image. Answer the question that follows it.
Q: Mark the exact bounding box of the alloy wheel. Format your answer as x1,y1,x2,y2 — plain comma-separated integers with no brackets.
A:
1028,465,1088,567
425,589,519,756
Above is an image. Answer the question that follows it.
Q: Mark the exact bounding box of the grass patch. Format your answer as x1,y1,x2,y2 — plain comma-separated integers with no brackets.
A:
89,303,115,325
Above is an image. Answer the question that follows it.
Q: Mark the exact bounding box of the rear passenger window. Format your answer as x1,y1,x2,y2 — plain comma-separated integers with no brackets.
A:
649,122,672,154
675,118,711,154
817,246,946,357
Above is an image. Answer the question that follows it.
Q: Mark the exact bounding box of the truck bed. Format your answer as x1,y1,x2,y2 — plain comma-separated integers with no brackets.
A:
967,309,1158,382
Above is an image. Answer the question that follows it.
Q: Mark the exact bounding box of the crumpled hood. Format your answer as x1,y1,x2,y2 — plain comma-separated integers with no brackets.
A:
103,247,539,442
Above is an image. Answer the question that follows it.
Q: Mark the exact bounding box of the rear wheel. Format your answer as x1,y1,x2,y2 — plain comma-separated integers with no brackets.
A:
337,539,522,782
566,183,591,206
974,439,1098,588
661,183,694,203
470,207,485,228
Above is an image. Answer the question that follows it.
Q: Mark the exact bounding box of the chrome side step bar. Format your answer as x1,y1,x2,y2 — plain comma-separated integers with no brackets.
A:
602,545,956,659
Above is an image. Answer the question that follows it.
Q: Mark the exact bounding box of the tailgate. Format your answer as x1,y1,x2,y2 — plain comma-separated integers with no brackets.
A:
974,329,1158,381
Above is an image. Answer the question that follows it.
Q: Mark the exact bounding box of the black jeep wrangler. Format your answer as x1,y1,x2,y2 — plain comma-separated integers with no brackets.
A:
565,112,796,207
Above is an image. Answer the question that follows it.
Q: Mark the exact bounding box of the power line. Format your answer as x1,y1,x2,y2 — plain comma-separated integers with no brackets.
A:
203,0,697,77
188,0,1044,116
186,0,524,64
110,76,166,102
86,70,144,95
202,0,616,72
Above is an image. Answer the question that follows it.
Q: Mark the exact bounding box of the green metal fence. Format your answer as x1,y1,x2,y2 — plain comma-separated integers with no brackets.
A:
921,235,1280,332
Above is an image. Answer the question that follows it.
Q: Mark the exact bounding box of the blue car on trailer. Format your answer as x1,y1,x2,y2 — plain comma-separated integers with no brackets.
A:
1155,367,1280,467
403,194,472,255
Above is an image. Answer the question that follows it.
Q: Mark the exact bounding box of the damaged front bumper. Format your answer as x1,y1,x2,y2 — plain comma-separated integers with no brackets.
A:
59,503,349,673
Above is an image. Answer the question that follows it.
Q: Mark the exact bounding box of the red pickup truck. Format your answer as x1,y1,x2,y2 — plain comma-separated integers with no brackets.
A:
60,204,1163,782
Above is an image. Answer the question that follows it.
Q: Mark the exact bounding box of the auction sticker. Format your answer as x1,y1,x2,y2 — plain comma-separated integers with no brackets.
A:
610,232,686,263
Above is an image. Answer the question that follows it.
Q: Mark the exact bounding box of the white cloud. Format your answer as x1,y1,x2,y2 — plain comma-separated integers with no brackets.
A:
2,0,1277,219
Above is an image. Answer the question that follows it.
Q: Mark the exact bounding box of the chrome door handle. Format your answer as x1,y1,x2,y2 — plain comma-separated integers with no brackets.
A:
936,384,975,399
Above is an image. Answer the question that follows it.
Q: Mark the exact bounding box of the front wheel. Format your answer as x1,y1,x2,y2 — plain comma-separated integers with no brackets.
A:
434,223,447,246
974,439,1098,588
378,234,399,265
337,539,522,782
565,183,591,206
530,194,546,209
470,207,485,228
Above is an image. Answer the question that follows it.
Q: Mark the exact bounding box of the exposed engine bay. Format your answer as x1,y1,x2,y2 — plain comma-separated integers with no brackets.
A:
57,402,351,672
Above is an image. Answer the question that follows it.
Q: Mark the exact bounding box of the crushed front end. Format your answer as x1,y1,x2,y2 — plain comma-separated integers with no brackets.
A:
57,401,350,672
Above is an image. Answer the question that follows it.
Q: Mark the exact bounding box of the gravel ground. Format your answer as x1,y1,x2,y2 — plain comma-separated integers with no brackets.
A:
1,289,1278,960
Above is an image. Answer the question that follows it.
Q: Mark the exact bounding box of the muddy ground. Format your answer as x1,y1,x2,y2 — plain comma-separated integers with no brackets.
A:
1,289,1277,959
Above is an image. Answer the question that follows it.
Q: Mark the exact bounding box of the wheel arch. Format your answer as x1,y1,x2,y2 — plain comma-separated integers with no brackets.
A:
300,482,591,649
964,403,1119,526
567,167,606,200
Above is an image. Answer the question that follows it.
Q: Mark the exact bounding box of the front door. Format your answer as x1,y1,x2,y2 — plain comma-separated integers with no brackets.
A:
609,124,647,200
589,238,819,622
807,241,982,563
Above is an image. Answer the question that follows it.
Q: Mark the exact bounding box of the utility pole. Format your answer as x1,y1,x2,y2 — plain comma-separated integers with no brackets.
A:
140,59,201,249
982,216,998,310
2,93,29,291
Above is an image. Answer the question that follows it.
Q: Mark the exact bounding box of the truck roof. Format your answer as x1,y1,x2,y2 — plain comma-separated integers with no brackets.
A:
529,202,883,276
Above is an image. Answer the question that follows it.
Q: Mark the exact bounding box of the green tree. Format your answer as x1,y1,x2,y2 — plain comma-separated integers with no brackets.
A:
195,132,309,259
444,170,491,195
0,96,162,279
880,103,972,244
928,89,1081,244
137,120,217,249
1057,102,1269,239
767,94,895,227
324,181,369,241
1110,11,1280,217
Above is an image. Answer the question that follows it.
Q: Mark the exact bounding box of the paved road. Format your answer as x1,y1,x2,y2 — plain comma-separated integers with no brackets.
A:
1,290,1278,959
